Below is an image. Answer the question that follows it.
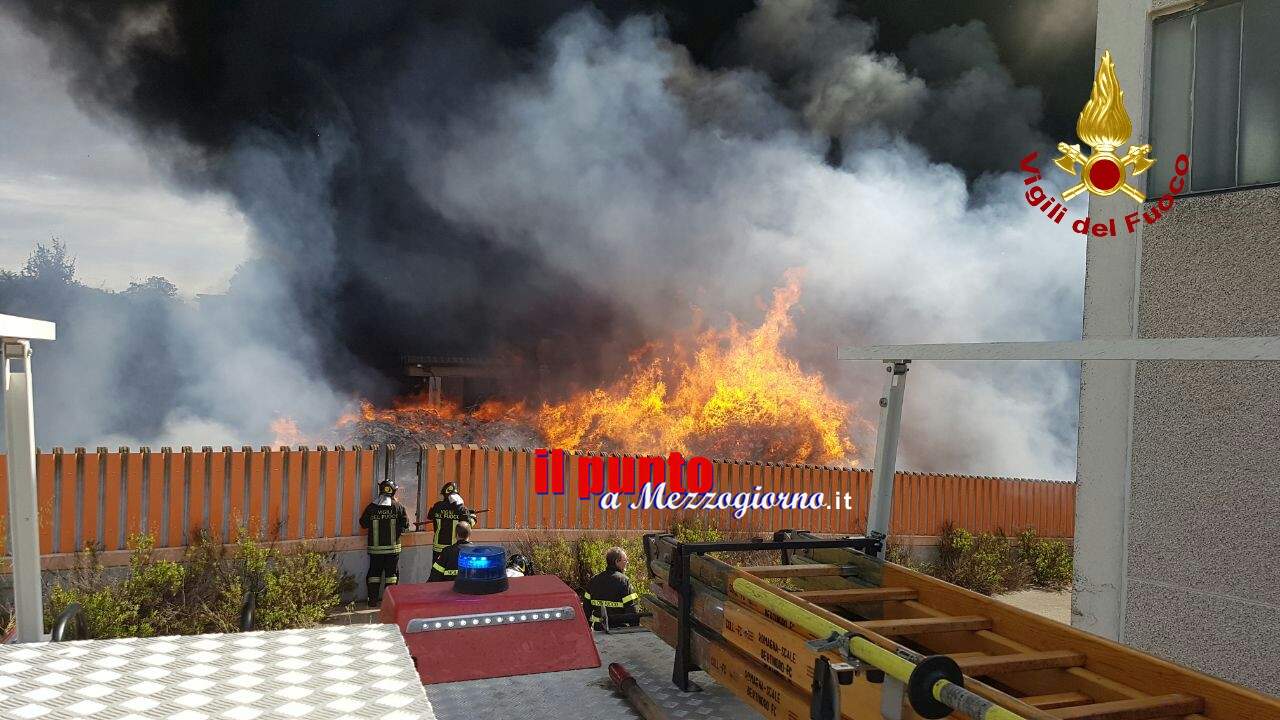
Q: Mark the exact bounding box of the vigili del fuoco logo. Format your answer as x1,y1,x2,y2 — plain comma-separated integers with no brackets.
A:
1019,50,1190,237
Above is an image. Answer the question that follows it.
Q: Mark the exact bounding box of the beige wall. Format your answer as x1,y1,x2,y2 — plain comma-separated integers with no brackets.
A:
1082,0,1280,695
1127,185,1280,694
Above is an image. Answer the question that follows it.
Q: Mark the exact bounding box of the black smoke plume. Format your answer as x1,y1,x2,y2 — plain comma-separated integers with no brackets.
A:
4,1,1093,477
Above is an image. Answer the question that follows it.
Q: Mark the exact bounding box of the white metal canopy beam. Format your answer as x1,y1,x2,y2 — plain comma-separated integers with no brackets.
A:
0,314,55,342
841,336,1280,559
838,336,1280,362
2,314,55,643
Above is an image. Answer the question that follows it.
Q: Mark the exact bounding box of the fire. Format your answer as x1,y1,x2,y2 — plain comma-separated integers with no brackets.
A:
537,270,856,464
268,416,309,447
271,272,858,464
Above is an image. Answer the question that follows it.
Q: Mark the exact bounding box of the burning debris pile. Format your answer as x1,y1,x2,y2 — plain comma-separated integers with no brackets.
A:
337,399,543,449
275,274,860,465
536,271,856,464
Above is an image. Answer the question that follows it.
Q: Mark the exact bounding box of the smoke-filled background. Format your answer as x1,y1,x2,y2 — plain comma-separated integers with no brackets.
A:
0,0,1096,479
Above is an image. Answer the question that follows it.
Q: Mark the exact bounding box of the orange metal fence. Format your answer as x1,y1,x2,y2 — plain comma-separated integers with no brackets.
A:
0,445,1074,555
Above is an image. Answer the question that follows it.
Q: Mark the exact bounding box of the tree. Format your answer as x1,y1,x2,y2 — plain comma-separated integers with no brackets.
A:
124,276,179,298
21,240,76,285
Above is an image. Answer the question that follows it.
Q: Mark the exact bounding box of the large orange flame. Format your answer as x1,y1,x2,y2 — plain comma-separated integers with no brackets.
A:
272,273,858,464
537,270,856,463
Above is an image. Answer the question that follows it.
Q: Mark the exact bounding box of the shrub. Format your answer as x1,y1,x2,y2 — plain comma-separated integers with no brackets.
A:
525,536,581,591
917,523,1074,596
671,515,722,544
933,523,1027,595
44,530,342,639
1016,528,1073,590
514,532,650,598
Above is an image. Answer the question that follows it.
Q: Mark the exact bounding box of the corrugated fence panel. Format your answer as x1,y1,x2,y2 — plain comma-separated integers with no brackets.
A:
0,447,1075,557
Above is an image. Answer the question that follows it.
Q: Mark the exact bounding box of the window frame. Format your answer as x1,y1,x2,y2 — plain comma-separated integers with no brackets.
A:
1148,0,1280,196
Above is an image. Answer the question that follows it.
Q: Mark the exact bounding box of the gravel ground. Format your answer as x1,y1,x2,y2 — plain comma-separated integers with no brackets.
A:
997,589,1072,623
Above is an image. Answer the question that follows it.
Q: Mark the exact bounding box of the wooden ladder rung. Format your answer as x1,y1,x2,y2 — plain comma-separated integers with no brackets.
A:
742,564,848,578
955,650,1086,676
1048,693,1204,720
856,614,991,636
791,587,919,603
1019,692,1092,710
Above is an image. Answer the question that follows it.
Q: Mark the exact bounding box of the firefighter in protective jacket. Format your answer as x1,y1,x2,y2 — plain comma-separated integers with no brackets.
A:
583,546,639,629
428,521,472,582
427,481,475,552
359,478,409,606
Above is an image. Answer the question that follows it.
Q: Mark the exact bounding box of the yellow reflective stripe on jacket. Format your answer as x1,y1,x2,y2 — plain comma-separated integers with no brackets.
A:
432,562,458,576
368,544,402,555
586,593,638,609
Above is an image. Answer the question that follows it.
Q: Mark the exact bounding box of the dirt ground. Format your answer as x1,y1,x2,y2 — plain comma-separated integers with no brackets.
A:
997,589,1072,624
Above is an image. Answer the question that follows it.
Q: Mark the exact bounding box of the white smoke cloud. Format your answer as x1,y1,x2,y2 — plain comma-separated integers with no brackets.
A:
7,2,1085,480
408,12,1083,478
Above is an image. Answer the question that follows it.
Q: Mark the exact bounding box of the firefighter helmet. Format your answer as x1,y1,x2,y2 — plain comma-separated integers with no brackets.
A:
440,482,457,497
507,553,533,575
378,478,398,497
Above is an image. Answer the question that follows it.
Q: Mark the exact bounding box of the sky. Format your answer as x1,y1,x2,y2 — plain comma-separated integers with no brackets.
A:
0,16,250,295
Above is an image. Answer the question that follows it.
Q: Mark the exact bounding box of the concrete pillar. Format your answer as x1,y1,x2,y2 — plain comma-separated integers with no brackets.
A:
1071,0,1154,641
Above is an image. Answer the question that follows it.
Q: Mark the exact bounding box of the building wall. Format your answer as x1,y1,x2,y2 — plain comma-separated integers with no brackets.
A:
1127,185,1280,694
1074,0,1155,643
1082,0,1280,695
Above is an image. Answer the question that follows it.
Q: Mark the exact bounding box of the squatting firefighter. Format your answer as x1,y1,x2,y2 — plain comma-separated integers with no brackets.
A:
427,481,476,552
429,521,472,582
359,478,409,606
583,546,639,629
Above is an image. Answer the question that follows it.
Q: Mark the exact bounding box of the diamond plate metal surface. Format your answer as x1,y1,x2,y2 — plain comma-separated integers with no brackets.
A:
425,631,762,720
0,625,435,720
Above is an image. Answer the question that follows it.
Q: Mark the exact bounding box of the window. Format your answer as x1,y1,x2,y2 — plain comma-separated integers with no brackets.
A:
1150,0,1280,192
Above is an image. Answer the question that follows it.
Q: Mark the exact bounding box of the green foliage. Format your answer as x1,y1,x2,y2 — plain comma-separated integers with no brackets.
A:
911,523,1070,596
255,548,343,629
44,530,342,639
526,537,581,591
671,515,722,544
1016,528,1074,590
514,533,649,598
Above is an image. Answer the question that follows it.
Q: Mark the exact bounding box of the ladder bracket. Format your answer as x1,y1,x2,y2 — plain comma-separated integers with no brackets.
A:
809,656,856,720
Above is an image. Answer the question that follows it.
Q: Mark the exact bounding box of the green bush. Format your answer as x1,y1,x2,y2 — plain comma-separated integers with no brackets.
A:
671,515,722,544
45,530,342,639
916,524,1069,596
526,536,581,591
515,532,650,598
1016,528,1073,590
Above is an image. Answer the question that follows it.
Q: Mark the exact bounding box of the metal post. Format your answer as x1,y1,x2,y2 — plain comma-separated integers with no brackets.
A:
4,340,43,642
866,361,909,555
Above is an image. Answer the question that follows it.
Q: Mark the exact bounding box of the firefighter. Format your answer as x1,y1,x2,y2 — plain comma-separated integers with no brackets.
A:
358,478,409,607
583,546,639,629
427,481,476,552
429,521,471,582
